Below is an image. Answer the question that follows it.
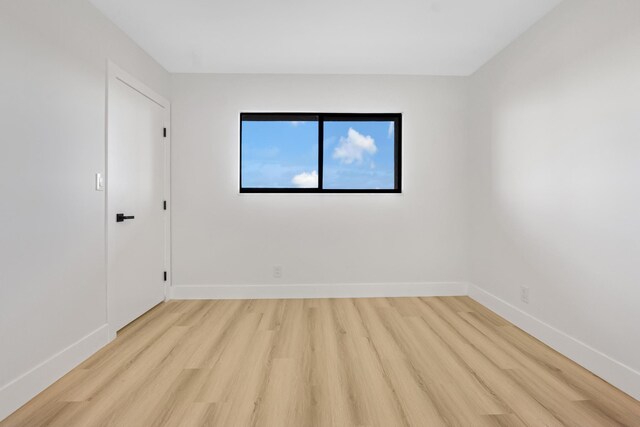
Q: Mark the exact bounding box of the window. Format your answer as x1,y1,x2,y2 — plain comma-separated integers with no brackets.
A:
240,113,401,193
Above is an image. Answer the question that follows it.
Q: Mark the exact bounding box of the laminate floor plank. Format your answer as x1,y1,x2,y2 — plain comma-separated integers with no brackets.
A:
2,297,639,426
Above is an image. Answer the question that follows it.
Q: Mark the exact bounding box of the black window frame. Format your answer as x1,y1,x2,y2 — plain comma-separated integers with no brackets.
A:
240,112,402,193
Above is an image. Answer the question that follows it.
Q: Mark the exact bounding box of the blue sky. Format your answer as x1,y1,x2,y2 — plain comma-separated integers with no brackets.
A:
241,121,318,188
241,120,395,189
324,121,395,189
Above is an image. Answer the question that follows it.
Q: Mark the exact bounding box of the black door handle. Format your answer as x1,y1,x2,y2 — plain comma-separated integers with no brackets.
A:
116,213,135,222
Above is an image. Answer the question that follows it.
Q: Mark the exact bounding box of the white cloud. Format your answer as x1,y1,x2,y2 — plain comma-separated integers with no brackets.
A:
333,128,377,164
290,121,304,127
388,122,394,139
291,170,318,188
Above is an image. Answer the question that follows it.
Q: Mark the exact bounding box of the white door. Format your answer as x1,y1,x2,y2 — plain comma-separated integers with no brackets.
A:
107,69,168,333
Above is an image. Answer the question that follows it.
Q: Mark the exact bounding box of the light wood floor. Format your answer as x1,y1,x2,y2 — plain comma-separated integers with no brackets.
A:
3,297,640,426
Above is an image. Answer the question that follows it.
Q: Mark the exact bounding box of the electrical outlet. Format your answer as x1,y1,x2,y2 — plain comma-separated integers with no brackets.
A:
521,286,530,304
273,266,283,279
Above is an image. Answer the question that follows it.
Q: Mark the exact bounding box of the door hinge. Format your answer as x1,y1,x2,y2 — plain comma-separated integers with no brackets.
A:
163,271,167,282
163,127,167,138
163,200,167,210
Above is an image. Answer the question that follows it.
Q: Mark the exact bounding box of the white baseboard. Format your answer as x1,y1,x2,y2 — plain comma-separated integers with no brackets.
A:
169,281,469,300
0,324,112,421
468,284,640,401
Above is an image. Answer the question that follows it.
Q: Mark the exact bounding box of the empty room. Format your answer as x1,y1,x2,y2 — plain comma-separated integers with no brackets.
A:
1,0,639,425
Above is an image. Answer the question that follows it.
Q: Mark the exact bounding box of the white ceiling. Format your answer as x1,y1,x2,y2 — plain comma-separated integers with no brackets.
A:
89,0,563,76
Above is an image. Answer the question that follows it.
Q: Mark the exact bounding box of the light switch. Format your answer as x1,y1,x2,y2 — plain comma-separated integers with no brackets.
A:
95,173,105,191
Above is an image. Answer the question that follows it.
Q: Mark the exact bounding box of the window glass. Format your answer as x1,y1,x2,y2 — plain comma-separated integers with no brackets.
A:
323,120,396,190
241,120,319,189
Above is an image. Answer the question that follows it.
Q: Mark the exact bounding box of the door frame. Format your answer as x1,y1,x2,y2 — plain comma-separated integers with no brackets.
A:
105,61,171,339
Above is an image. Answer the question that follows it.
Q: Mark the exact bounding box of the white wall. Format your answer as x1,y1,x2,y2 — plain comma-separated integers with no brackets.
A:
469,0,640,397
0,0,169,419
170,74,471,295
